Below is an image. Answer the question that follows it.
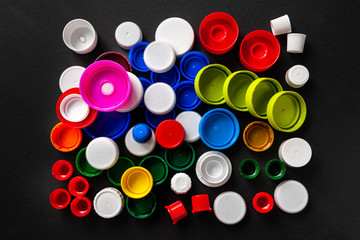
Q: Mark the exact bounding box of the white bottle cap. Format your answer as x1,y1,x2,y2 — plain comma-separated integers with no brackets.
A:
124,126,156,157
144,41,176,73
175,111,201,143
62,19,98,54
278,137,312,168
195,151,232,187
287,33,306,53
115,21,143,50
86,137,119,170
270,14,292,36
59,66,85,93
155,17,194,57
171,172,192,194
59,93,90,122
285,65,309,88
144,82,176,115
274,180,308,214
93,187,124,218
213,191,246,225
116,72,144,112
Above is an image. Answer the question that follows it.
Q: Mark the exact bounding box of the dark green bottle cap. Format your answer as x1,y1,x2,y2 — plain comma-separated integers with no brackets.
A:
126,192,156,219
265,159,286,180
76,147,103,177
165,142,195,171
239,158,260,179
107,157,135,186
139,155,168,185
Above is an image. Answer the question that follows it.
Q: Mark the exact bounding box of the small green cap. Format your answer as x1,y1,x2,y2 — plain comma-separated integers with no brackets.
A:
265,159,286,180
76,147,103,177
165,142,195,171
239,158,260,179
139,155,168,185
126,192,157,219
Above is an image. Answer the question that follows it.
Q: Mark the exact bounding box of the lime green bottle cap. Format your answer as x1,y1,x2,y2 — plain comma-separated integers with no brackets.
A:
267,91,306,132
265,159,286,180
245,78,283,119
194,64,231,105
107,157,135,186
139,155,168,185
75,147,103,177
223,70,258,111
165,142,195,171
126,192,156,219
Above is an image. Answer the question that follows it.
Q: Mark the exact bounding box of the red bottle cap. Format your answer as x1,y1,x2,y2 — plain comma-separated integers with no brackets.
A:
155,120,184,149
68,176,89,197
71,196,92,217
252,192,274,213
52,160,73,181
50,189,71,209
192,194,212,214
165,200,188,224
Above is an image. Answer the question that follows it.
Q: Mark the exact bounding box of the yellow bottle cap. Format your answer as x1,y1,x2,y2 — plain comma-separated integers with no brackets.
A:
121,167,153,199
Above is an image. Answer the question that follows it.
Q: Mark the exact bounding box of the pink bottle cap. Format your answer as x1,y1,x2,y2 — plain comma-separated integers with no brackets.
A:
192,194,212,213
165,200,188,224
71,196,92,217
80,60,131,112
68,176,89,197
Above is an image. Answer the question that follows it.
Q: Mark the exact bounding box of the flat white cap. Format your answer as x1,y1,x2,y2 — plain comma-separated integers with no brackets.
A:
59,66,85,93
213,191,246,225
175,111,201,143
93,187,124,218
144,41,176,73
115,21,143,50
279,137,312,168
285,65,309,88
144,82,176,115
274,180,309,214
86,137,119,170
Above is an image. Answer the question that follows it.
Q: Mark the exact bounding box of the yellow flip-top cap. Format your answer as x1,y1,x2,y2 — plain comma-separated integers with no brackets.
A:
121,167,153,199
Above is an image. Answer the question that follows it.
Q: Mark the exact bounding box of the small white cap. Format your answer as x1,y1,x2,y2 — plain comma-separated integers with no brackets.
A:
270,14,292,36
144,82,176,115
144,41,176,73
125,126,156,157
86,137,119,170
116,72,144,112
93,187,124,218
175,111,201,143
59,93,90,122
285,65,309,88
279,137,312,168
195,151,232,187
274,180,309,214
213,191,246,225
115,21,143,50
287,33,306,53
171,172,192,194
59,66,85,93
155,17,194,57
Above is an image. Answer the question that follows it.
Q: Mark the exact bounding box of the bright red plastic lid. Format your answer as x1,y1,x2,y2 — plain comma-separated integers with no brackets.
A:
52,160,73,181
252,192,274,213
68,176,89,197
50,122,82,152
192,194,212,213
199,12,239,55
165,200,188,224
50,188,71,209
155,120,184,149
239,30,280,72
71,196,92,217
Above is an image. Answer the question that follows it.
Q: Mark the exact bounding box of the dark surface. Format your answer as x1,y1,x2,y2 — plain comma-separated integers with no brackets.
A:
1,0,360,239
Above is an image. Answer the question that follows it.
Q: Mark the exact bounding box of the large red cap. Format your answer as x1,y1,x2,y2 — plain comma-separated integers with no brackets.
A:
155,120,184,149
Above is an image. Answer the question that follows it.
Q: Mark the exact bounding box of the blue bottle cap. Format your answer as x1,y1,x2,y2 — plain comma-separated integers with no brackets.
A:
138,77,151,107
174,81,201,110
84,111,130,139
145,109,175,128
132,123,152,143
129,42,150,72
180,51,210,81
199,108,240,149
150,65,180,88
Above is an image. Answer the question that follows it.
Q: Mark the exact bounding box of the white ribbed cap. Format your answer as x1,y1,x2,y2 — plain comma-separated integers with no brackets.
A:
93,187,124,218
171,173,192,194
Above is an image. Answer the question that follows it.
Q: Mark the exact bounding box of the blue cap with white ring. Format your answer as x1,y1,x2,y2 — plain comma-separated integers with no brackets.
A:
180,51,209,81
129,42,149,72
145,109,175,128
150,65,180,88
132,123,152,143
138,77,151,107
174,81,201,110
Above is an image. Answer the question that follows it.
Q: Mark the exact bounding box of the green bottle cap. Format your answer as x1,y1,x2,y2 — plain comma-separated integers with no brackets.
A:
165,142,195,171
239,158,260,179
75,147,103,177
126,192,156,219
139,155,168,185
265,159,286,180
107,157,135,186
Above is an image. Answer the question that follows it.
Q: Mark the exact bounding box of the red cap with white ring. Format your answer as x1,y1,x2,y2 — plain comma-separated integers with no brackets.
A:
59,93,90,123
144,82,176,115
115,21,143,50
59,66,85,93
144,41,176,73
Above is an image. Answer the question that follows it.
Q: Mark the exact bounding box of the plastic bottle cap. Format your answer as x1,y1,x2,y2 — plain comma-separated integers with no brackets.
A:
239,158,260,179
174,81,201,110
144,41,176,73
116,72,143,112
125,126,156,157
95,51,132,72
84,111,130,140
196,151,232,187
129,42,150,72
132,123,152,143
274,180,308,214
223,70,258,111
59,66,85,93
144,82,176,115
50,122,82,152
115,21,143,50
199,12,239,55
155,17,194,57
156,120,184,149
180,51,210,81
86,137,119,170
194,64,231,105
50,189,71,209
107,157,135,186
71,196,92,217
171,173,192,194
270,14,292,36
243,121,274,152
140,155,168,185
145,109,175,128
62,19,98,54
213,191,246,225
287,33,306,53
253,192,274,213
52,160,73,181
150,65,180,87
265,159,286,180
121,167,153,199
285,65,309,88
68,176,89,197
93,187,124,218
199,108,240,149
278,138,312,167
138,78,151,107
245,78,283,119
192,194,212,213
175,111,201,143
165,142,195,171
126,192,157,219
239,30,280,72
76,147,103,177
165,200,188,224
79,60,131,112
267,91,307,132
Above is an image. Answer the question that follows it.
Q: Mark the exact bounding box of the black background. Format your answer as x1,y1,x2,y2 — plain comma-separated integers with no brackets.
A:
1,0,360,239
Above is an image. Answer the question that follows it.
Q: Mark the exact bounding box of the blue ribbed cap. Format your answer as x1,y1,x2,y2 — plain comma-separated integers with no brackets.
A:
132,123,152,143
